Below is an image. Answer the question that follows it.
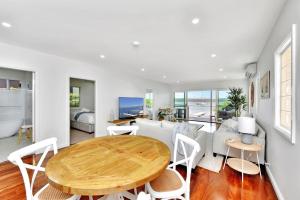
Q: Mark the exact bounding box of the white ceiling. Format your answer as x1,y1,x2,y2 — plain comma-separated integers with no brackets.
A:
0,0,286,84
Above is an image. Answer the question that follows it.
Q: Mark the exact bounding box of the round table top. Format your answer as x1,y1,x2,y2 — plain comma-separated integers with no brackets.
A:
45,135,171,195
226,138,262,152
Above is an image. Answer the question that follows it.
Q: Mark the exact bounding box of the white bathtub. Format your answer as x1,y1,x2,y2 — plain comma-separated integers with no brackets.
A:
0,119,23,138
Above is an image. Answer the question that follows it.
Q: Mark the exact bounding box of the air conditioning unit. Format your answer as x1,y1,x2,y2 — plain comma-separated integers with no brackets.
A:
245,63,257,79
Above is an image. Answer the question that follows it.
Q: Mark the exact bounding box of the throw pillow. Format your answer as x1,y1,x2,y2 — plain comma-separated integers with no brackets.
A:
223,119,239,132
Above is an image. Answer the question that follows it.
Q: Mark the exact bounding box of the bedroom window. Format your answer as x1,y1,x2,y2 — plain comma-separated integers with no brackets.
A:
274,24,296,144
145,89,154,119
70,86,80,107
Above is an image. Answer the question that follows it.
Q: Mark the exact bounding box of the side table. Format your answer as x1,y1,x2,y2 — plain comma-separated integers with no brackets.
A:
223,138,262,182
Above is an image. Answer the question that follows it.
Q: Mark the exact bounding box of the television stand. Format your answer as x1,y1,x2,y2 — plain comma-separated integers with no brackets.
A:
108,119,135,126
108,115,149,126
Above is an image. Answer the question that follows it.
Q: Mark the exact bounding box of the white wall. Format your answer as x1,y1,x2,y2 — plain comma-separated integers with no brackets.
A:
255,0,300,199
0,42,172,148
70,78,95,111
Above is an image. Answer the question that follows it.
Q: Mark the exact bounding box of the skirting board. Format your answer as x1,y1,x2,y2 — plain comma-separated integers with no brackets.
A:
266,166,284,200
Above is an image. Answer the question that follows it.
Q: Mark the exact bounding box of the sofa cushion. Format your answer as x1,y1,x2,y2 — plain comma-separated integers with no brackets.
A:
222,119,238,132
161,120,176,129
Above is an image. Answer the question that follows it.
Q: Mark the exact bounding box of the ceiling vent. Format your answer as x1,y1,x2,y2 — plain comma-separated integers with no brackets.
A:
245,63,257,79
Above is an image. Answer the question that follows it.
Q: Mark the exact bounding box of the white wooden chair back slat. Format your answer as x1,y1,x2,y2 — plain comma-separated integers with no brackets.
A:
137,192,151,200
7,137,58,200
107,125,139,136
172,134,200,200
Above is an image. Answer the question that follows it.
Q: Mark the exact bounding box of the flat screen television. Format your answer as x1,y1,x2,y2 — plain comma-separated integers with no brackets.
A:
119,97,144,119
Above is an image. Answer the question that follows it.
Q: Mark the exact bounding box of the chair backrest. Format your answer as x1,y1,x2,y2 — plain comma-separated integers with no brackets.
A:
107,125,139,136
172,134,200,199
137,192,151,200
7,138,58,200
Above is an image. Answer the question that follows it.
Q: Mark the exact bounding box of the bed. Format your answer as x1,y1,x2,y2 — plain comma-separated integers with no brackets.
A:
70,108,95,133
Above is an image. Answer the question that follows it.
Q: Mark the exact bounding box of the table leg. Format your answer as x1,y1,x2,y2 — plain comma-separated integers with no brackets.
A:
223,146,230,169
241,149,244,183
256,152,262,179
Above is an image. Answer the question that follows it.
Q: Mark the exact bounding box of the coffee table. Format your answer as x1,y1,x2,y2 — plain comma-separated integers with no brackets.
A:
223,138,262,182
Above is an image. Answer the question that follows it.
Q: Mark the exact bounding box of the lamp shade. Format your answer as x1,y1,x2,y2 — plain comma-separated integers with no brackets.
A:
238,117,256,135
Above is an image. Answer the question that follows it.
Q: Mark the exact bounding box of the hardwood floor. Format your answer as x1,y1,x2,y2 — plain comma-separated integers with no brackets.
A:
0,155,277,200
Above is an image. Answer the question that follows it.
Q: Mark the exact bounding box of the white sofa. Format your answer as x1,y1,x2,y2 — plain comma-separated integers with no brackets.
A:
135,118,206,169
213,119,265,164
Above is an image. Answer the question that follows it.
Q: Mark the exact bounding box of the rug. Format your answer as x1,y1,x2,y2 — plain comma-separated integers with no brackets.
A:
197,129,224,173
197,154,224,173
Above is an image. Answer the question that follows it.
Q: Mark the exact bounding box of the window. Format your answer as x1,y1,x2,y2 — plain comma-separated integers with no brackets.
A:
187,90,213,122
274,24,296,144
145,89,154,119
70,86,80,107
174,92,185,108
174,90,230,122
217,90,230,111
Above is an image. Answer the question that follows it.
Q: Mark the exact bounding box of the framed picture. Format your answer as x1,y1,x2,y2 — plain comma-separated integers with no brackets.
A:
260,71,270,99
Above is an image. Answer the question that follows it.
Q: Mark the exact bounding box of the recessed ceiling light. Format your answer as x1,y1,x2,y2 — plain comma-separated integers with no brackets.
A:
223,75,227,79
132,41,140,47
219,68,224,72
141,68,145,72
176,80,180,84
211,54,217,58
1,22,12,28
99,54,105,59
163,75,167,79
192,18,200,25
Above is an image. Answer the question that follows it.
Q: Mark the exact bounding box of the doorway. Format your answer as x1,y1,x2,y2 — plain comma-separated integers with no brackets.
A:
0,67,35,162
69,78,96,145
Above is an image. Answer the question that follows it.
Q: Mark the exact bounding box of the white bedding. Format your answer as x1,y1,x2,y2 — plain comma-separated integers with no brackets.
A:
70,108,95,124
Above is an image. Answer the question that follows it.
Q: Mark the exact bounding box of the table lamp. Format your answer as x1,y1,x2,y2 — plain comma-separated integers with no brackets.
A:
238,117,256,144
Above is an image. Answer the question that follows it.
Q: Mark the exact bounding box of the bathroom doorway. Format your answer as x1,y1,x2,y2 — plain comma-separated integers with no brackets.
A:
0,67,35,162
69,77,96,145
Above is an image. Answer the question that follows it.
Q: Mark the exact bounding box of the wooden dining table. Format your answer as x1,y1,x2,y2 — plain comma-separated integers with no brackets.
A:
45,135,170,199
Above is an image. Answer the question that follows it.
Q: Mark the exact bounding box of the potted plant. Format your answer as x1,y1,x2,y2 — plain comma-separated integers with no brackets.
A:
225,88,247,117
157,107,174,121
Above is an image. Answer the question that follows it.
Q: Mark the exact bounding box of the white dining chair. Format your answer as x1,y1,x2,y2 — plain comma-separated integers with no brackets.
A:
137,192,151,200
107,125,140,197
7,137,81,200
145,134,200,200
107,125,139,136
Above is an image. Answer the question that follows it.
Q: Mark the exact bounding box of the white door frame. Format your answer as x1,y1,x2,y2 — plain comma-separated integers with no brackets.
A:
67,76,97,146
0,66,36,143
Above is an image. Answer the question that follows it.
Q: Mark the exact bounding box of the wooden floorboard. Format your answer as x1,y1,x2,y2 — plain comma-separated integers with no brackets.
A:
0,155,277,200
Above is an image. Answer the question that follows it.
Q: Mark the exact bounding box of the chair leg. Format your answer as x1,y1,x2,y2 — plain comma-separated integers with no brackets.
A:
89,195,93,200
134,187,138,195
185,192,190,200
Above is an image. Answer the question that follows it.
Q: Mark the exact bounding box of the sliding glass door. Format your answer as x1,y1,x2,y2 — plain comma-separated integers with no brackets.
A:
174,92,186,119
187,90,213,122
173,89,230,122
